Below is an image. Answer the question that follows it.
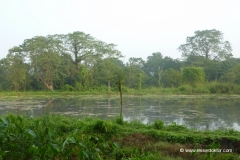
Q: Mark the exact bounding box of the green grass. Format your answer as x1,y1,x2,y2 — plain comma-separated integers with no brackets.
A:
0,82,240,97
0,114,239,160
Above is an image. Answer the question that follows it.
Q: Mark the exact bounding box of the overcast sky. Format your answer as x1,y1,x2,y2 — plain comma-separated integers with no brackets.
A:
1,0,240,62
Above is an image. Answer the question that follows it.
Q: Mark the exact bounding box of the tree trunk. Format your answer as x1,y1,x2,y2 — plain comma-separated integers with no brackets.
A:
138,73,142,90
205,50,209,59
118,80,123,118
108,80,111,93
75,62,79,70
35,65,54,91
158,66,162,87
43,82,53,91
39,77,54,91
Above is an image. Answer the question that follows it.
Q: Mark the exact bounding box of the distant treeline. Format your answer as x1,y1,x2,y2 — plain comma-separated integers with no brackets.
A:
0,29,240,92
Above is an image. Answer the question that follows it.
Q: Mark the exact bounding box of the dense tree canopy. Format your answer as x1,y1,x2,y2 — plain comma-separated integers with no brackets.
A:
221,64,240,84
5,32,122,91
178,29,233,60
92,57,124,92
144,52,164,87
181,67,205,88
125,57,145,89
0,60,7,91
55,31,122,69
162,68,181,87
20,36,65,91
4,50,27,91
0,30,239,92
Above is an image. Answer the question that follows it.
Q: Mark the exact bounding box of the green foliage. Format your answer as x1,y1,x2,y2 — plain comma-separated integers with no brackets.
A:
181,67,205,89
127,120,150,129
207,82,235,94
137,73,143,90
162,68,181,87
0,30,240,94
0,114,121,160
91,120,117,135
177,82,240,94
153,120,164,130
115,116,124,125
58,31,122,69
144,52,163,87
165,122,189,132
61,84,75,92
22,36,66,91
221,64,240,85
4,48,27,91
0,114,239,159
0,59,9,91
92,57,124,92
125,57,146,89
194,84,210,94
178,29,233,60
178,84,193,93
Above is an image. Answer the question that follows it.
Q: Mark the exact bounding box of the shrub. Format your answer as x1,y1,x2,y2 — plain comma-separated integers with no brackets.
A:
195,84,210,93
61,84,75,92
91,120,117,136
115,116,124,125
181,67,205,88
153,120,164,130
178,84,192,93
208,82,234,94
127,120,149,129
165,122,189,132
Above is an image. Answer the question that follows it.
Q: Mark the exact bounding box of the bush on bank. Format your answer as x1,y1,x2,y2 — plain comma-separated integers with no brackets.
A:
1,82,240,97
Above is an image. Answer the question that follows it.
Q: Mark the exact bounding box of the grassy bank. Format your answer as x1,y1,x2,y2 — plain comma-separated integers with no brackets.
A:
0,114,240,160
1,82,240,97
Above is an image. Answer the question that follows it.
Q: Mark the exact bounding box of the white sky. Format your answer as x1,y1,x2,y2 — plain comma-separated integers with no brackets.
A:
0,0,240,62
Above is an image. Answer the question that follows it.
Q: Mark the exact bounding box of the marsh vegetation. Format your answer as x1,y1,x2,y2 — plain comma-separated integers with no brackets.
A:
0,114,240,160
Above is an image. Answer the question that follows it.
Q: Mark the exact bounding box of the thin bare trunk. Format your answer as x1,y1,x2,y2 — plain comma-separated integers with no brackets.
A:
118,80,123,118
108,80,111,93
108,97,110,107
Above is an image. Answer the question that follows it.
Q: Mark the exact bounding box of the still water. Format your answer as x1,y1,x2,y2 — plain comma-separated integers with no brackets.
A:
0,95,240,131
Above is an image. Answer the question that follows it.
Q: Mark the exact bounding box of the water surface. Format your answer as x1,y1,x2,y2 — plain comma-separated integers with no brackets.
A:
0,95,240,131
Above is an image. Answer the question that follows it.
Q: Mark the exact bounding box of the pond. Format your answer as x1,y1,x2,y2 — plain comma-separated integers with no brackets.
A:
0,95,240,131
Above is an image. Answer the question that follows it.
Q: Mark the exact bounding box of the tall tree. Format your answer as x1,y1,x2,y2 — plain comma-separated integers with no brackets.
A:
183,55,218,81
5,47,27,91
178,29,233,60
55,31,122,69
0,59,9,91
22,36,65,91
93,57,124,92
125,57,146,88
161,56,182,71
143,52,163,87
